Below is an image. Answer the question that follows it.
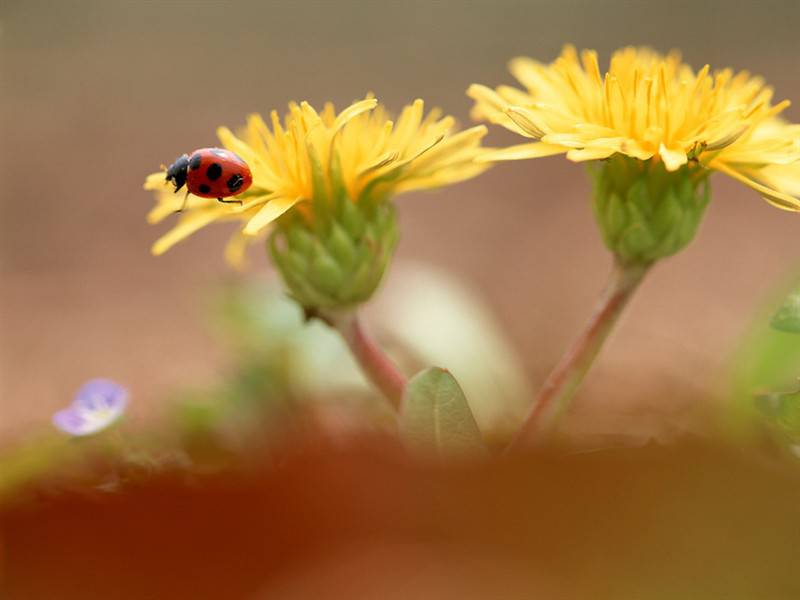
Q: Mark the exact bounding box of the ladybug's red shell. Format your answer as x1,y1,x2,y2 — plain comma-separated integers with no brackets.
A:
185,148,253,199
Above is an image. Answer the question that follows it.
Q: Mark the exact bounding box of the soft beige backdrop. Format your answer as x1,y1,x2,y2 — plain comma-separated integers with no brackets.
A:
2,0,799,441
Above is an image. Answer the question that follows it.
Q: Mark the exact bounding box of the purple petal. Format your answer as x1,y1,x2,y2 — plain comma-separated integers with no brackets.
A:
73,379,128,414
52,379,129,436
52,408,90,436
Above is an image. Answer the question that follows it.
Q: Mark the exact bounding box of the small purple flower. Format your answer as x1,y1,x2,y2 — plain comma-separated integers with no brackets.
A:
53,379,128,436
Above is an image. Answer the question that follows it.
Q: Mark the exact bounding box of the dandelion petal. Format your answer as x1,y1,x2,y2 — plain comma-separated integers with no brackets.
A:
243,196,302,235
478,143,567,163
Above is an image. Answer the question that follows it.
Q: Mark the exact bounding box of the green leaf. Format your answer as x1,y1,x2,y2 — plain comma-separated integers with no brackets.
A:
771,286,800,334
400,367,486,457
729,273,800,438
755,387,800,433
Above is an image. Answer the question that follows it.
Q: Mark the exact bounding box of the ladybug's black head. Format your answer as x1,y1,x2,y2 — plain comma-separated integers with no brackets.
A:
165,153,190,192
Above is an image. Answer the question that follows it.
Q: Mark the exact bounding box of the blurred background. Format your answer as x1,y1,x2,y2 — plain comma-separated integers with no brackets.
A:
2,0,799,443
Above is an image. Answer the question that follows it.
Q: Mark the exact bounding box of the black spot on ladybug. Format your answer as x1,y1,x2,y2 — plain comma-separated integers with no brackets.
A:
226,174,244,192
189,154,202,170
199,184,211,194
212,149,229,158
206,163,223,181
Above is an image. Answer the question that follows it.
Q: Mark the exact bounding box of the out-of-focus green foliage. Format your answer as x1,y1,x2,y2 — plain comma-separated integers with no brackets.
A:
730,273,800,446
400,367,486,457
771,285,800,334
754,387,800,447
0,436,78,501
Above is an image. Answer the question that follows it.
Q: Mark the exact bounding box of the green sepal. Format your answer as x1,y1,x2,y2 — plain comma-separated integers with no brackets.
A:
339,196,366,239
309,244,344,296
327,222,358,270
306,143,329,207
590,155,710,266
269,195,399,311
328,148,347,208
286,226,314,255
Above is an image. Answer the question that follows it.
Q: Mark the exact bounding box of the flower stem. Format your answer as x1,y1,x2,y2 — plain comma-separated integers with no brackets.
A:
328,312,407,410
511,261,649,448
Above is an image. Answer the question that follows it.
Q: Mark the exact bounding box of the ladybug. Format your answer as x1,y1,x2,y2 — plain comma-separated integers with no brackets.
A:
165,147,253,211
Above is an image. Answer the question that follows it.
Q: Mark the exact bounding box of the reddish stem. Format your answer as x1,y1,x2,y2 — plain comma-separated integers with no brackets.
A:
331,312,407,410
511,262,649,448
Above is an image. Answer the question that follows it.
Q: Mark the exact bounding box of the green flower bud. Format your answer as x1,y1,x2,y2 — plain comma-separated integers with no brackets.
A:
590,155,710,266
269,195,399,311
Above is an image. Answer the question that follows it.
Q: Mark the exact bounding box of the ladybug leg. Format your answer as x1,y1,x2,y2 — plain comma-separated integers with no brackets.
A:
175,190,190,213
217,198,243,205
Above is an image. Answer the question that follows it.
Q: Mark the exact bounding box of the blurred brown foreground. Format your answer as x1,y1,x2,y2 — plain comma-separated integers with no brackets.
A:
2,431,800,599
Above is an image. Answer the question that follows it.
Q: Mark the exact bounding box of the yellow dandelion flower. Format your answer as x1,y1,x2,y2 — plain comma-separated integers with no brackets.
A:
145,97,489,266
469,45,800,211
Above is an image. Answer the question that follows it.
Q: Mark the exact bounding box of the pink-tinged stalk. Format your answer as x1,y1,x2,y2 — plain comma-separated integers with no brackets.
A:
511,262,649,448
330,312,407,410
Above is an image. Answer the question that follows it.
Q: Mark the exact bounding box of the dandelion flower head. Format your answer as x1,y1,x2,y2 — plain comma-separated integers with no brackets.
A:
145,97,489,266
469,45,800,210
